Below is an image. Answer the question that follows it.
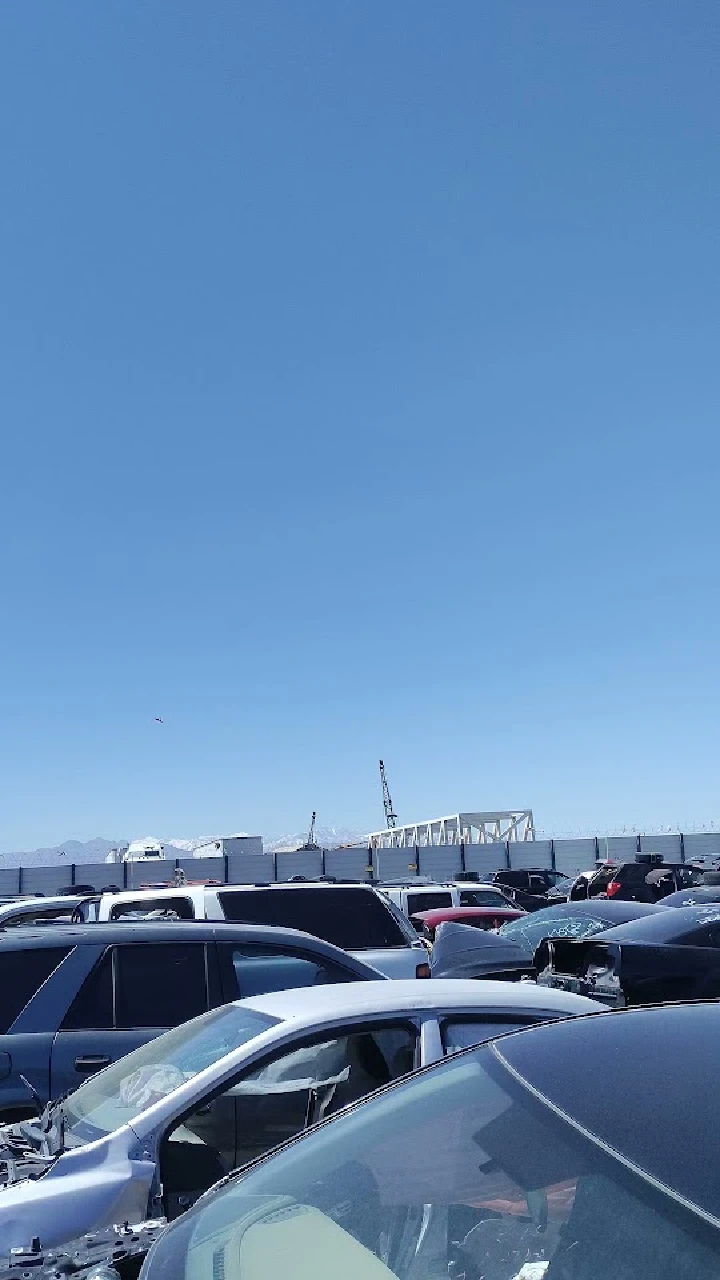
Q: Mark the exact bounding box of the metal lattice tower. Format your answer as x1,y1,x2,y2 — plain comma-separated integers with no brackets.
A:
379,760,397,829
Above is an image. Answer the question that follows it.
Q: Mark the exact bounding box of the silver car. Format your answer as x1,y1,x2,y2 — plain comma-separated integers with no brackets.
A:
0,979,602,1253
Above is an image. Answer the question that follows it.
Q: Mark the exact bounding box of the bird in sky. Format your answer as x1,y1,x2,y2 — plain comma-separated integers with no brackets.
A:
154,717,164,723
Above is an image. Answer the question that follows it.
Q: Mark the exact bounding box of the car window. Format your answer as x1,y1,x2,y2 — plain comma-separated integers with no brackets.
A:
115,944,208,1028
0,946,72,1032
61,948,114,1030
62,1004,278,1146
109,896,195,921
160,1022,418,1216
218,888,409,950
441,1018,534,1052
458,890,508,907
217,945,356,1000
405,891,453,914
152,1045,720,1280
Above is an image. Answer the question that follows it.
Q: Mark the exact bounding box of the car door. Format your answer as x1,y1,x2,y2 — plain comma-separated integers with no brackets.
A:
50,941,210,1098
158,1019,419,1219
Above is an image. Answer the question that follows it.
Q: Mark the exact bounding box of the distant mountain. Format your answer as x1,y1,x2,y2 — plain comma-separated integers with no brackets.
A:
265,826,369,853
0,836,127,868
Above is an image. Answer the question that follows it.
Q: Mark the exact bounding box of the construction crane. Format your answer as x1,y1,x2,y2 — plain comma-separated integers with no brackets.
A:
298,811,320,852
379,760,397,829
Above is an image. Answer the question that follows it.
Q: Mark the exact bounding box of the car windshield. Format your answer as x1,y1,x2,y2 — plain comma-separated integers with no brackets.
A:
497,906,609,953
141,1041,720,1280
62,1004,277,1146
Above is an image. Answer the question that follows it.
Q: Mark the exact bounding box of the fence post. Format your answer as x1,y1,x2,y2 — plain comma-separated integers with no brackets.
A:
680,832,686,863
123,860,129,890
18,866,23,896
550,839,556,871
504,840,511,869
594,836,600,863
224,853,229,884
636,834,641,854
320,847,326,878
459,841,466,875
71,862,76,887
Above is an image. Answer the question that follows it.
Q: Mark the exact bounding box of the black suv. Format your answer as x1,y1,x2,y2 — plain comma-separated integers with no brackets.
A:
0,921,383,1121
492,869,571,911
574,855,703,903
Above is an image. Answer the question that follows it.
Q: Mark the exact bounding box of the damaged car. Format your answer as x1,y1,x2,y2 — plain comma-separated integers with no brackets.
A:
430,899,662,980
136,1001,720,1280
536,903,720,1007
0,979,601,1261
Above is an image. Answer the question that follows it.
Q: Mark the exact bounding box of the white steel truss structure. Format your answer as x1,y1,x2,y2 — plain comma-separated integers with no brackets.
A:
368,809,535,849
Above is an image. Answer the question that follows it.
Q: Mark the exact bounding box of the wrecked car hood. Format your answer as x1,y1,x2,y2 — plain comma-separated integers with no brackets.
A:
430,922,533,979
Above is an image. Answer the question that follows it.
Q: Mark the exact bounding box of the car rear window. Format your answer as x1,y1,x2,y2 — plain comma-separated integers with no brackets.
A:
406,891,453,914
0,946,72,1032
218,888,409,950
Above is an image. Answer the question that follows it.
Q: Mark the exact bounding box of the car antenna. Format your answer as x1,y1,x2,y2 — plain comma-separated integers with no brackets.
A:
19,1073,44,1120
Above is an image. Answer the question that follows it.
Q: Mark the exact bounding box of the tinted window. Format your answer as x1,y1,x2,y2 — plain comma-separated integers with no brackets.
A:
218,888,408,949
406,892,453,914
115,944,208,1028
458,890,508,907
218,945,356,1000
0,946,71,1032
61,949,114,1030
442,1018,532,1052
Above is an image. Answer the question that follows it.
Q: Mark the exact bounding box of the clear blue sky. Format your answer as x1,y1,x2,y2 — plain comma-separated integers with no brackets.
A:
1,1,718,851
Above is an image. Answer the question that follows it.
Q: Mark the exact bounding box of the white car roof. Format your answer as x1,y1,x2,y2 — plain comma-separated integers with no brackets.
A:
241,978,604,1023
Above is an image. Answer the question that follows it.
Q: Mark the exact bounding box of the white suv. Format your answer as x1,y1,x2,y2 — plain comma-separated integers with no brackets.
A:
95,882,430,980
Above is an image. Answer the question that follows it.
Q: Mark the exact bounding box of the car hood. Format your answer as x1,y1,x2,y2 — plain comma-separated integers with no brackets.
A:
0,1130,155,1253
430,922,531,979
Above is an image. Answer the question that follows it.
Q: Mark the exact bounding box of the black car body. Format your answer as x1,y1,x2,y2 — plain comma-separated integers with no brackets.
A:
537,904,720,1007
660,886,720,908
574,857,702,903
0,922,383,1119
430,899,661,980
136,1002,720,1280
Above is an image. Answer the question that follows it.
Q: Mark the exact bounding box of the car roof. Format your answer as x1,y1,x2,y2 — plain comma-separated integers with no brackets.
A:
0,894,92,914
587,903,720,943
241,977,605,1021
0,920,369,951
516,900,662,921
499,1002,720,1221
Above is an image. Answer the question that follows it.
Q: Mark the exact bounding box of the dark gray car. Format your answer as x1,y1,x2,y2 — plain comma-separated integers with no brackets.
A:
0,921,384,1120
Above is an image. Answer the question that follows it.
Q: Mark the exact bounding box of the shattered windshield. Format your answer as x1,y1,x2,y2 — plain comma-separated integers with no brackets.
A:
62,1004,277,1145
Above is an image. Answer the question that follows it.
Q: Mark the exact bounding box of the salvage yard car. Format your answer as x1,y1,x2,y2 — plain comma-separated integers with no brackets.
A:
136,1001,720,1280
0,922,385,1119
411,905,524,942
430,899,662,980
0,980,602,1255
536,903,720,1007
95,883,430,979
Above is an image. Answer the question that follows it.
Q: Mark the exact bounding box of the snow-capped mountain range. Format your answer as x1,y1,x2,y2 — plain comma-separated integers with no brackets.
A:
0,827,370,866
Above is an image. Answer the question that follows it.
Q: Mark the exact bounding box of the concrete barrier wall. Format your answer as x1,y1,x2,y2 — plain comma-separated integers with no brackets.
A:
1,829,719,897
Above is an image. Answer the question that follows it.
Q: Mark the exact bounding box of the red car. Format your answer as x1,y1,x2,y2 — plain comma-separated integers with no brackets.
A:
411,905,525,942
